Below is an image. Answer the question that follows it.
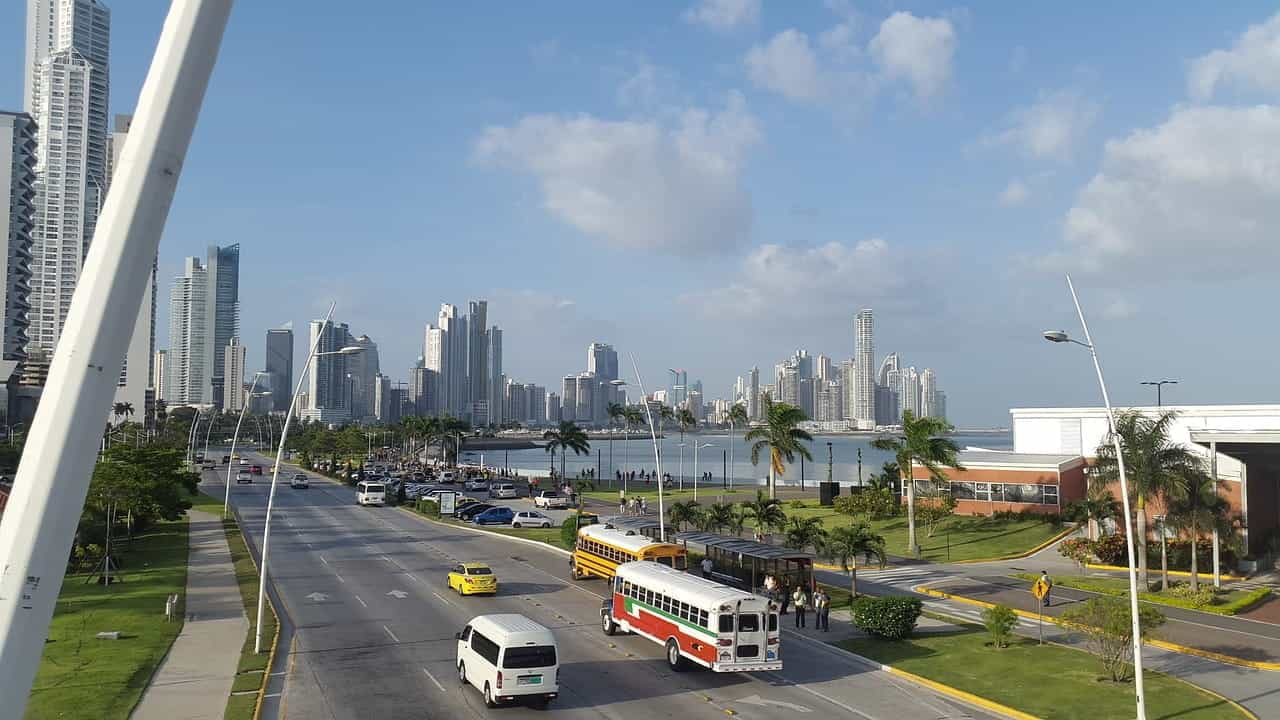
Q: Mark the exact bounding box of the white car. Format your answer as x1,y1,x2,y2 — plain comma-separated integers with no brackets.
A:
238,458,250,466
439,471,458,484
464,478,489,491
512,511,553,529
533,491,569,509
488,483,518,500
290,474,310,489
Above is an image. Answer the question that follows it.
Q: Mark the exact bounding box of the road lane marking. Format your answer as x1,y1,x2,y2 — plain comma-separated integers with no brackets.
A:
319,555,328,565
431,591,455,607
335,574,345,584
761,674,877,720
383,625,400,643
421,667,447,693
355,595,368,608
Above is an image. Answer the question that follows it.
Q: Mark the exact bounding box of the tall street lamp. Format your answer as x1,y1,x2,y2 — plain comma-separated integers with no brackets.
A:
692,441,713,502
256,304,363,654
630,354,666,541
1043,274,1146,720
1140,379,1177,407
224,372,270,518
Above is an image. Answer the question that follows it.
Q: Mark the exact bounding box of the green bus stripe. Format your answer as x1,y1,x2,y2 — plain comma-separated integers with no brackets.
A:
622,597,717,639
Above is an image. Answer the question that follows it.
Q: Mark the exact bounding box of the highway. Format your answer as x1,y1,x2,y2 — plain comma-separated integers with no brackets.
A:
203,456,996,720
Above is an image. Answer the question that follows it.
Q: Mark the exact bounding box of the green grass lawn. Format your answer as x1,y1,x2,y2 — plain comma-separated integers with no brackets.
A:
1013,572,1272,616
838,624,1244,720
189,493,277,717
26,518,189,720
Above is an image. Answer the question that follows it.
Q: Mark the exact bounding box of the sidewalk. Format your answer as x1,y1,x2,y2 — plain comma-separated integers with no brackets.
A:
132,509,247,720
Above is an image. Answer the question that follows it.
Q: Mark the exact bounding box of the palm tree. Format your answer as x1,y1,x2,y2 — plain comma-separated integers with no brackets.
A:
865,462,900,492
668,500,703,532
825,522,887,600
872,410,962,557
676,408,695,489
1065,486,1122,541
726,504,749,537
745,396,813,499
121,402,134,424
783,516,828,553
543,421,590,481
1091,410,1202,588
742,490,787,539
608,401,626,484
704,502,735,534
112,402,128,427
1166,467,1223,593
727,403,748,489
623,406,643,485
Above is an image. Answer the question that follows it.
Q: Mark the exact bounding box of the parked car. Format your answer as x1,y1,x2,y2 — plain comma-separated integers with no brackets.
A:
488,483,518,500
236,471,252,484
439,471,458,484
464,478,489,491
472,507,516,526
250,465,263,475
512,510,553,529
221,455,231,465
290,474,310,489
456,503,496,521
532,490,569,509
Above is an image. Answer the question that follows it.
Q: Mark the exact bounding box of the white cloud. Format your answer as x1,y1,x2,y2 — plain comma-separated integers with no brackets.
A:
1188,13,1280,101
1048,105,1280,275
869,12,957,101
683,0,760,33
987,90,1100,161
998,180,1030,207
681,238,910,320
745,30,827,101
474,93,760,256
1101,295,1137,320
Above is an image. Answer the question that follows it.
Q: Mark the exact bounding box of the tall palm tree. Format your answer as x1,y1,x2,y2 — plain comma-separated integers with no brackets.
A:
668,500,703,532
121,402,134,424
871,410,963,557
112,402,128,427
825,522,887,600
745,396,813,499
543,421,590,481
783,516,828,553
1167,467,1224,592
1065,486,1122,541
1091,410,1202,588
742,490,787,539
727,403,748,489
704,502,735,534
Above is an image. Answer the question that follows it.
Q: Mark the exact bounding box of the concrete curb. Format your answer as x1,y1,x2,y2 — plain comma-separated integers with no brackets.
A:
394,505,574,558
915,584,1280,672
221,500,282,720
811,524,1075,572
1083,563,1246,582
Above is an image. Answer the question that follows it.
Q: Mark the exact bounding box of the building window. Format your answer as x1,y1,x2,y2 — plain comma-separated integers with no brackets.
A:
1043,485,1059,506
951,482,976,499
975,483,990,502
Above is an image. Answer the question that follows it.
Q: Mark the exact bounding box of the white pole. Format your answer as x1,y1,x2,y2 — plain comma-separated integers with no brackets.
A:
202,401,216,461
0,1,233,712
1067,274,1146,720
629,354,665,541
256,302,335,653
729,417,735,491
225,373,264,518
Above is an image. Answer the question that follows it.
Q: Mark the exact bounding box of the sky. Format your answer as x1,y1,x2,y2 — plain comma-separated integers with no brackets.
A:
3,1,1280,426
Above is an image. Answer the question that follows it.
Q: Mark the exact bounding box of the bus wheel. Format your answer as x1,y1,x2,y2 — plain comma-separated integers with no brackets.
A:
665,639,685,672
602,612,616,636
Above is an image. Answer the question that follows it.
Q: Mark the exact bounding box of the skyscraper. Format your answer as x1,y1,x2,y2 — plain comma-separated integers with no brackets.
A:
152,349,167,401
205,243,240,409
546,392,561,423
26,0,111,356
896,367,921,418
438,304,467,416
935,390,948,422
0,111,36,361
301,319,350,423
166,258,209,404
920,368,938,418
839,359,856,420
587,342,618,381
265,326,293,411
222,336,246,411
815,354,832,383
423,323,445,416
575,373,594,424
467,300,488,423
487,326,503,426
748,366,760,420
854,309,875,428
347,334,379,420
560,375,576,422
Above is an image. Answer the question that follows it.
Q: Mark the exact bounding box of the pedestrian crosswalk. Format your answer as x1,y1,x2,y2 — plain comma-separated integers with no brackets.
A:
818,564,958,592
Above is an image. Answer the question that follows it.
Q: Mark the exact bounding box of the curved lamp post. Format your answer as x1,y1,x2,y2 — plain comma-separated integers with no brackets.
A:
628,354,666,541
223,371,269,518
255,304,364,653
692,441,713,502
1043,274,1145,720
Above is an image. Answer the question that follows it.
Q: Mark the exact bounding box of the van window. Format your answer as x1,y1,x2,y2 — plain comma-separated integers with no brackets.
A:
459,625,472,642
502,645,557,669
471,631,501,665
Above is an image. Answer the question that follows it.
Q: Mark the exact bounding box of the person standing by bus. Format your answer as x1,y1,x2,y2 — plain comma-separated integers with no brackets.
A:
792,585,809,628
814,587,830,632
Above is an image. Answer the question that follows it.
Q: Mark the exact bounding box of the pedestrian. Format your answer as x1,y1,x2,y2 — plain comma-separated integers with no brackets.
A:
1040,570,1054,607
779,580,791,615
792,585,809,628
701,556,714,579
814,588,830,632
619,497,627,515
640,496,648,515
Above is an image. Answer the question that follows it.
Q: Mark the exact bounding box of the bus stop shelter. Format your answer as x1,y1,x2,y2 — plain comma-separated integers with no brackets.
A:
603,516,664,541
673,531,815,594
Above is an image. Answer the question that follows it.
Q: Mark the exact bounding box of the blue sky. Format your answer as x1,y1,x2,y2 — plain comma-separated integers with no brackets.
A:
3,1,1280,425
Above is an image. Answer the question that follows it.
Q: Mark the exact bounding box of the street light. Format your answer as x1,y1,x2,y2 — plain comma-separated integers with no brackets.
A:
256,308,365,653
1139,380,1177,407
692,441,713,502
1043,274,1146,720
630,354,666,541
611,380,629,494
224,372,269,519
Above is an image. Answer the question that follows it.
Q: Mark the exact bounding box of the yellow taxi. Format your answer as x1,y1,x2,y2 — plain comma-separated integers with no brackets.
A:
447,562,498,596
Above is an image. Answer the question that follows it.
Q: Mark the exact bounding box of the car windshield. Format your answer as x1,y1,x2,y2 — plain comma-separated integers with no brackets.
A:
364,484,384,492
502,645,557,669
542,491,558,497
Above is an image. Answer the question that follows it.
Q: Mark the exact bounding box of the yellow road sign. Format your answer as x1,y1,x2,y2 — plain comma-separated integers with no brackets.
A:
1032,578,1050,601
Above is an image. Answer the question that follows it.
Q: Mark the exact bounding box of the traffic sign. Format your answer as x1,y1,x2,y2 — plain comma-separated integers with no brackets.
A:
1032,578,1050,601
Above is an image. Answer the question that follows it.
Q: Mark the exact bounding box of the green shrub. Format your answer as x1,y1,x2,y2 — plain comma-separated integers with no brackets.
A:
834,489,898,519
1169,584,1216,608
1092,534,1128,565
1063,597,1165,682
789,499,806,509
560,515,584,550
851,596,923,640
982,604,1018,648
1059,537,1096,567
416,499,439,518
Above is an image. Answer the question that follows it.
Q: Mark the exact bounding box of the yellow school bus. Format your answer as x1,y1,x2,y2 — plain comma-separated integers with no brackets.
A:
571,524,686,581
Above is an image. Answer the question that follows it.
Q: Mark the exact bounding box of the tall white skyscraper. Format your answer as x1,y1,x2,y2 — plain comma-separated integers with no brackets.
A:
166,258,209,404
26,0,111,356
423,323,445,416
222,336,246,411
920,368,938,418
302,319,351,423
347,334,379,420
854,309,875,428
0,111,36,362
748,366,760,420
467,300,487,423
587,342,618,381
487,326,503,425
152,349,167,401
896,367,921,418
815,354,832,383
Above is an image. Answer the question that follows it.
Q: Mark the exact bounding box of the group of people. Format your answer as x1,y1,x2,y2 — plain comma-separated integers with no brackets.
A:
618,495,649,516
762,575,831,631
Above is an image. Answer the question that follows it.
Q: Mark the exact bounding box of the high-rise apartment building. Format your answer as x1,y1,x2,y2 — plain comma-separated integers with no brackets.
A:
561,375,576,422
467,300,488,424
301,319,351,423
528,384,546,424
423,323,445,416
748,366,760,420
587,342,618,381
920,368,939,418
487,326,503,426
815,354,832,383
265,326,293,410
373,374,391,422
205,243,239,409
546,392,561,424
347,334,379,420
166,258,208,404
222,336,246,411
437,304,467,415
854,309,875,428
935,390,947,422
0,111,36,362
575,373,595,424
26,0,111,357
896,367,921,418
152,349,167,401
839,359,856,420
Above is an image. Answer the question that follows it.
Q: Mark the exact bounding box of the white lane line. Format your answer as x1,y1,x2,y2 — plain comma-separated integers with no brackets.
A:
263,692,281,699
319,555,329,565
355,595,368,608
383,625,400,643
306,542,314,549
335,574,345,584
431,591,455,607
407,573,424,584
760,674,878,720
421,667,447,693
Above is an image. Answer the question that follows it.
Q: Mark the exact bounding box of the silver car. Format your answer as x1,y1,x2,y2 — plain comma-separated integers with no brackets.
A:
488,482,518,499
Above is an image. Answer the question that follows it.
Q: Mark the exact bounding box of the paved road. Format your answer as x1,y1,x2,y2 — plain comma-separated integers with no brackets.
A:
205,455,996,720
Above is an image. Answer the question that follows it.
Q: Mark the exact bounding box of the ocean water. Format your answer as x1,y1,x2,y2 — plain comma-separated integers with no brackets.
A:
467,432,1012,487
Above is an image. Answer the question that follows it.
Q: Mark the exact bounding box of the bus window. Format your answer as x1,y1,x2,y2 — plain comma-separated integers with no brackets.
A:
738,614,760,632
767,614,778,631
719,615,733,633
656,556,673,567
674,555,687,570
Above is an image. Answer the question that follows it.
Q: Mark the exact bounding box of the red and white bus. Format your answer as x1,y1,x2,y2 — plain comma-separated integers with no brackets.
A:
600,561,781,673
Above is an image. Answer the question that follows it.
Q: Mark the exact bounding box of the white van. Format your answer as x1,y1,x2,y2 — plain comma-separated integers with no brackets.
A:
356,481,386,506
456,614,559,708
